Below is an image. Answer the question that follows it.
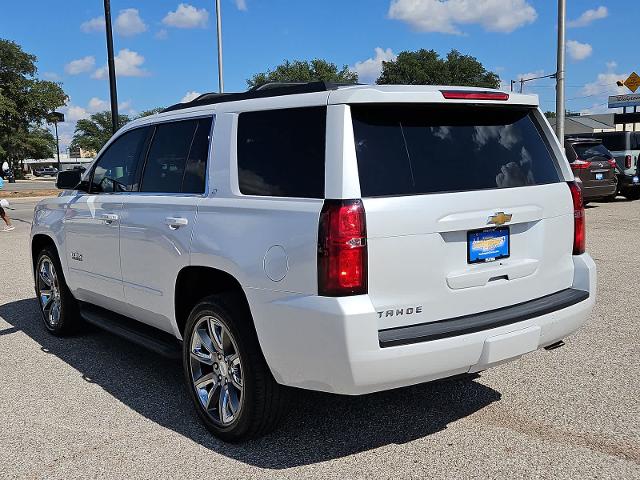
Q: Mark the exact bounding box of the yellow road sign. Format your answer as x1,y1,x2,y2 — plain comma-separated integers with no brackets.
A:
624,72,640,93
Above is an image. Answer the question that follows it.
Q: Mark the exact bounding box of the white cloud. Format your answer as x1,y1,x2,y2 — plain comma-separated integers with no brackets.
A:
163,3,209,29
580,103,619,115
181,91,201,103
568,6,608,28
88,97,109,112
43,72,61,81
606,61,617,71
567,40,592,61
517,69,544,83
81,16,105,33
155,29,169,40
64,105,90,122
388,0,537,35
582,71,628,96
64,56,96,75
235,0,248,11
92,49,149,79
115,8,147,36
351,47,396,84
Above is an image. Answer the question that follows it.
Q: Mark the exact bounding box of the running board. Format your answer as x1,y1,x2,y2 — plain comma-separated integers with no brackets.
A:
79,303,182,360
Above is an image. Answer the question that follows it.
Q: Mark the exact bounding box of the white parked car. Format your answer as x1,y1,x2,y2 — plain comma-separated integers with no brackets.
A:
31,83,596,441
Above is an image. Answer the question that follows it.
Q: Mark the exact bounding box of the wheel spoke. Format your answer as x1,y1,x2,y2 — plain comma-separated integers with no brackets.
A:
196,327,215,356
227,353,243,389
190,348,213,366
40,289,53,311
194,372,215,390
49,299,61,326
209,318,225,354
205,381,220,410
219,384,234,424
39,262,52,287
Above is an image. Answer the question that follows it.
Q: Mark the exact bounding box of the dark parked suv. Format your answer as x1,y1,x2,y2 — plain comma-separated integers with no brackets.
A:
567,132,640,200
564,138,617,202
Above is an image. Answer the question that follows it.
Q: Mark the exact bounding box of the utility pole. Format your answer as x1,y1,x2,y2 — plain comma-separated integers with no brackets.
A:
215,0,224,93
555,0,566,140
104,0,119,134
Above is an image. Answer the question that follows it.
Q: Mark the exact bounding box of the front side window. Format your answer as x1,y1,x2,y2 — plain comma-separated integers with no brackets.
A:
237,107,326,198
351,104,561,197
91,127,149,193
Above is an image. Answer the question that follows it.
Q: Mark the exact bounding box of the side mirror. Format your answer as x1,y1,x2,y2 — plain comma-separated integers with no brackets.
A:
56,170,86,191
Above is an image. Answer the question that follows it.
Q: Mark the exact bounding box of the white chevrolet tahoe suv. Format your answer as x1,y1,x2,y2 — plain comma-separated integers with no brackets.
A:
31,83,596,441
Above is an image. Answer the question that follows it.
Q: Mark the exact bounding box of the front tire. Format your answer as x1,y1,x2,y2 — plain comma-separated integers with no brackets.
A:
182,295,288,442
35,247,80,335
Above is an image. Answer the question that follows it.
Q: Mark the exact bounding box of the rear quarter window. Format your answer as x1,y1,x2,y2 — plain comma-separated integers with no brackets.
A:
237,107,326,198
351,104,562,197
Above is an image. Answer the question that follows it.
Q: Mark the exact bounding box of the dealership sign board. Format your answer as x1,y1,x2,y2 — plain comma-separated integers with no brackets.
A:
608,93,640,108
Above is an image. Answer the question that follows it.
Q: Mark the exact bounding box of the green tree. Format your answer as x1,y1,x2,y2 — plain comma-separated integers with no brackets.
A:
377,49,500,88
138,107,165,118
0,39,67,169
247,59,358,89
70,111,131,153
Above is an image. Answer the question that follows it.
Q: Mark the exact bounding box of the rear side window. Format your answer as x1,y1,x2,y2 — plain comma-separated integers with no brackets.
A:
237,107,326,198
141,117,211,194
351,105,561,197
572,143,612,160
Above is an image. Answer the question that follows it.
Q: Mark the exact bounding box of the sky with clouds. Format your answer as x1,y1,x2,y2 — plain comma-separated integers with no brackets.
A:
1,0,635,151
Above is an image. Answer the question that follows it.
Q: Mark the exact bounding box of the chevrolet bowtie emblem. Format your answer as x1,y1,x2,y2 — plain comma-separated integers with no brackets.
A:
487,212,512,226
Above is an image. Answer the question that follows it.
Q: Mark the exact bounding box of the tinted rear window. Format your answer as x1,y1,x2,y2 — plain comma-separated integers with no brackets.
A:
237,107,326,198
572,143,612,161
351,105,561,197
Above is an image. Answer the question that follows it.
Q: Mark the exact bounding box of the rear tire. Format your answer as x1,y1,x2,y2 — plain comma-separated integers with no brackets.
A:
35,247,80,335
623,190,640,201
182,294,289,442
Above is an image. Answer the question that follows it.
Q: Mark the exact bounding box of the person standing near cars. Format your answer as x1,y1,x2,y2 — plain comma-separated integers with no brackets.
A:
0,204,14,232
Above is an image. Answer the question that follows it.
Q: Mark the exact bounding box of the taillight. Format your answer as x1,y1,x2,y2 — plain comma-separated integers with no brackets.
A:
440,90,509,101
570,159,591,170
625,155,632,169
318,199,367,296
568,181,585,255
607,159,617,169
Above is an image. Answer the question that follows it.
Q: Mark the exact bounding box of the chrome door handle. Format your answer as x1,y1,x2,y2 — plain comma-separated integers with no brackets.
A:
165,217,189,229
100,213,119,224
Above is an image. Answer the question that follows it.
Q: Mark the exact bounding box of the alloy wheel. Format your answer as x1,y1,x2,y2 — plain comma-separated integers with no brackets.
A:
189,315,244,426
37,256,61,328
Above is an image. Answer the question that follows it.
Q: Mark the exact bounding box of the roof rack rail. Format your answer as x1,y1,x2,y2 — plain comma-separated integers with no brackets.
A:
162,81,357,113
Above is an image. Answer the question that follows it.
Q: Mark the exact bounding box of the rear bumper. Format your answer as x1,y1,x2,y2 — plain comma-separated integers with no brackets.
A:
249,254,596,395
582,183,617,200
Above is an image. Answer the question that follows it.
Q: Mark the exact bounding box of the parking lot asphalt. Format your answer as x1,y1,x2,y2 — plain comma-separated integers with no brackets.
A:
1,178,57,192
0,197,638,480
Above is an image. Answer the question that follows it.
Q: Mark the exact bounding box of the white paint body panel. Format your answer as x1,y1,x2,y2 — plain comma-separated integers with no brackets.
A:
30,85,596,395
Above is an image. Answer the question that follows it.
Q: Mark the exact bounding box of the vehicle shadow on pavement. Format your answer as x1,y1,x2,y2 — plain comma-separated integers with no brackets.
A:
0,298,501,469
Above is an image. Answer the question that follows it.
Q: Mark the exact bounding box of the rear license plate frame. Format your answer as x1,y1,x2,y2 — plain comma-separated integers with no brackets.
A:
467,227,510,264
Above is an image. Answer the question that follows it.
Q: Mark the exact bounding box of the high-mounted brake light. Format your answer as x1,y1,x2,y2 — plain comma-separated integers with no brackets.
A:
568,181,585,255
570,159,592,170
440,90,509,101
318,199,367,296
625,155,632,169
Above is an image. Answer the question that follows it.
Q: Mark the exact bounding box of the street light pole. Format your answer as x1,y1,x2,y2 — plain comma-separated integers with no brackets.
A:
54,120,61,172
215,0,224,93
103,0,119,134
555,0,566,140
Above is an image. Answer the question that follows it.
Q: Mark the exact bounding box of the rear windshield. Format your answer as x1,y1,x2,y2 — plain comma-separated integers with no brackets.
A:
599,134,629,152
572,143,612,161
351,105,561,197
